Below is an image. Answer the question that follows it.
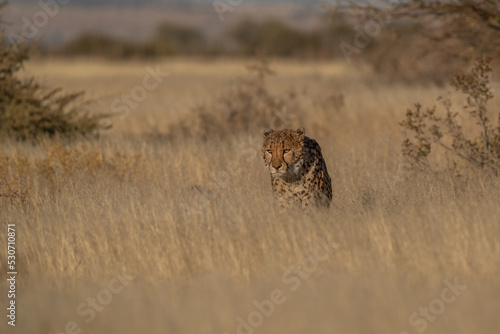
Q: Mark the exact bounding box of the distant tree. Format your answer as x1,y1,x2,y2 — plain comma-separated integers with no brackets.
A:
153,23,206,55
60,34,137,58
330,0,500,82
333,0,499,54
228,20,322,57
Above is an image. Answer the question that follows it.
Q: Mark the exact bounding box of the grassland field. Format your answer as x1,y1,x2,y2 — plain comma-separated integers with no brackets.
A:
1,57,499,334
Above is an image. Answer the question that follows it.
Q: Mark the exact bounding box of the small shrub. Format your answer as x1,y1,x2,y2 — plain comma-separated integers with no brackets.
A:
0,9,110,141
35,142,146,183
0,142,147,207
400,56,500,174
0,177,30,205
169,56,302,139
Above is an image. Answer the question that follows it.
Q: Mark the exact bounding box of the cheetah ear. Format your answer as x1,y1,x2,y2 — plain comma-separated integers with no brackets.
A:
296,128,305,140
263,129,274,138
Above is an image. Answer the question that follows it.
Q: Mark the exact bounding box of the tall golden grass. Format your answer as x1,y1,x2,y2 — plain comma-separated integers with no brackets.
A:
1,58,499,334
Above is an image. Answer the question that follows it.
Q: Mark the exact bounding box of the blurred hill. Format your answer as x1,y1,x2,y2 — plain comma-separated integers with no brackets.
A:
5,1,324,48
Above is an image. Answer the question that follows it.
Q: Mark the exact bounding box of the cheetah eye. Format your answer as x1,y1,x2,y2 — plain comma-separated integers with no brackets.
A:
283,149,291,153
266,150,272,154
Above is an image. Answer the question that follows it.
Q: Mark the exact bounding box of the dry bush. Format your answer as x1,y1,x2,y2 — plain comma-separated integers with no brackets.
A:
0,177,29,205
400,56,500,173
0,142,146,209
0,39,109,140
0,3,110,141
169,57,301,139
168,57,344,140
35,142,146,182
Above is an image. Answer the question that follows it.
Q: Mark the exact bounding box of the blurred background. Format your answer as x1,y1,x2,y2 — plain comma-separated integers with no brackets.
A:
6,0,499,84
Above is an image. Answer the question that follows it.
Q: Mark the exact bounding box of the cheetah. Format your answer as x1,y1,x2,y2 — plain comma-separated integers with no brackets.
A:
261,128,332,210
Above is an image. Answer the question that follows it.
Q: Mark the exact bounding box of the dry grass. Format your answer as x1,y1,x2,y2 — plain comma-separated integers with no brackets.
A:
1,58,499,334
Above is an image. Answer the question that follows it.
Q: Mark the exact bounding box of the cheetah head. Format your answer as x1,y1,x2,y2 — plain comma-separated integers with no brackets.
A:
262,128,305,179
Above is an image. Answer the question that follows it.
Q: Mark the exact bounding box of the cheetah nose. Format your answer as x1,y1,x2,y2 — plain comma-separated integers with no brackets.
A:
272,162,282,169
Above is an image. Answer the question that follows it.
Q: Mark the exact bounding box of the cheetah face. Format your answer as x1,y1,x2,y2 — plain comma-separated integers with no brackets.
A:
261,128,305,179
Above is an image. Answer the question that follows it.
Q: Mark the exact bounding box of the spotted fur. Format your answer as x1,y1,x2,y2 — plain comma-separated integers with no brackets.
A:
261,128,332,210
